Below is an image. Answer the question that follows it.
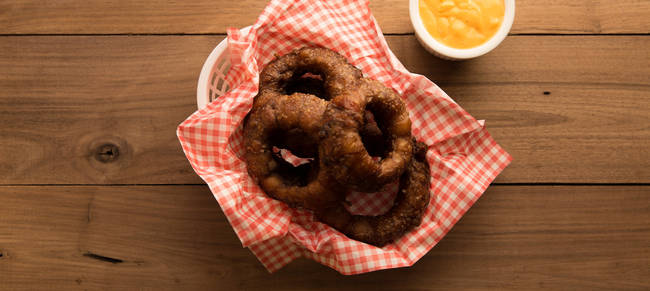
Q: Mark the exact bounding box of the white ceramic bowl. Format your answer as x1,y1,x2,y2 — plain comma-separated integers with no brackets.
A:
410,0,515,60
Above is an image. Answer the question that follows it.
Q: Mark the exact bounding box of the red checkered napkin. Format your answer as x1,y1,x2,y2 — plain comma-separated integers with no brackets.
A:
177,0,511,275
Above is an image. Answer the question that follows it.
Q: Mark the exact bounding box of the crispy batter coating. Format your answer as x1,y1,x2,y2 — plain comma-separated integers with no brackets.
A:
279,110,386,158
248,47,366,158
244,93,341,210
243,47,430,246
320,79,413,192
316,142,430,247
256,47,363,107
254,47,386,159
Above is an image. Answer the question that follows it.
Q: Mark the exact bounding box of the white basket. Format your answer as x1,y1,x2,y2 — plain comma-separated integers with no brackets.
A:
197,26,253,110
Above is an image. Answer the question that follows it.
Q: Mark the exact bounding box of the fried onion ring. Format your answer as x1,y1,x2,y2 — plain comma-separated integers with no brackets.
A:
319,79,413,192
243,47,430,246
256,47,363,106
244,93,341,210
316,141,430,247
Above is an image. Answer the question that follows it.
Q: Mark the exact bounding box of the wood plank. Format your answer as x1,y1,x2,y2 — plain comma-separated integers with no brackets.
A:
386,36,650,183
0,185,648,290
0,0,649,35
0,35,648,184
0,36,217,184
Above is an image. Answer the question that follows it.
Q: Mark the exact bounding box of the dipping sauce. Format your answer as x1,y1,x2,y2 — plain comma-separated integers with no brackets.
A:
419,0,505,49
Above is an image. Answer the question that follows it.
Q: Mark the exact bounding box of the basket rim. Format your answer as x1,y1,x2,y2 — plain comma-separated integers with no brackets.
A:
196,26,253,110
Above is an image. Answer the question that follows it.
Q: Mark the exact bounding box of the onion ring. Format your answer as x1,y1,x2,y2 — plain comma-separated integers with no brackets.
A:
256,47,363,106
316,141,430,247
244,93,341,210
244,47,429,246
319,79,413,192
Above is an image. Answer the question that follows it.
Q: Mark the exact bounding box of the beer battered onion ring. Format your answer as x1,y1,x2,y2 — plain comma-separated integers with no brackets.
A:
244,93,387,210
243,47,431,246
254,46,385,159
256,47,363,106
316,141,430,247
244,93,341,210
320,79,413,192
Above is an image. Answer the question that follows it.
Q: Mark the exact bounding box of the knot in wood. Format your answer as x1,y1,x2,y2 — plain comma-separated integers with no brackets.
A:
95,143,120,163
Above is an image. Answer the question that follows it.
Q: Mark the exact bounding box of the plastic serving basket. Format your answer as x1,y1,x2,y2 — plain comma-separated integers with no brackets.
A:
196,26,253,109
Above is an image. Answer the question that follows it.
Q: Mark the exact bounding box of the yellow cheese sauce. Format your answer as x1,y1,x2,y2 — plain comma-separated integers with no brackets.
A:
419,0,505,49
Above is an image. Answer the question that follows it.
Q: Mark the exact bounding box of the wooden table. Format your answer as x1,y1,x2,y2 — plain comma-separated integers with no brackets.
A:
1,1,648,290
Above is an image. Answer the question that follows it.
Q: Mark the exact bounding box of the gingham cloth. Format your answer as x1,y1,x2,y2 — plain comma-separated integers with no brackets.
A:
177,0,511,275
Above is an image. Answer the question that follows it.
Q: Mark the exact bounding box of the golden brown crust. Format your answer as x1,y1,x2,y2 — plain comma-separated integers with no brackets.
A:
278,109,386,158
244,93,341,210
244,47,430,247
320,79,413,192
257,47,363,107
317,141,430,247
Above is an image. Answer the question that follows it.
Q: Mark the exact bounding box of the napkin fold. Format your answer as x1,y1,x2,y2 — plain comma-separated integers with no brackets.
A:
177,0,511,275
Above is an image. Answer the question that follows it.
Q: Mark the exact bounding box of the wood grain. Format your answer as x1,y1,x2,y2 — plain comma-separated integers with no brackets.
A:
0,35,648,184
0,36,218,184
387,36,650,183
0,185,648,290
0,0,649,35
